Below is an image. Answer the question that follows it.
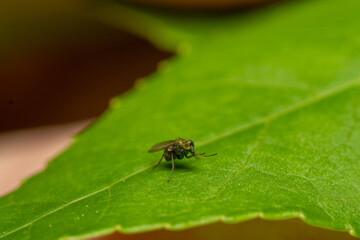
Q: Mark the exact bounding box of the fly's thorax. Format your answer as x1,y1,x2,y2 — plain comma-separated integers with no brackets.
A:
175,138,186,147
165,144,175,153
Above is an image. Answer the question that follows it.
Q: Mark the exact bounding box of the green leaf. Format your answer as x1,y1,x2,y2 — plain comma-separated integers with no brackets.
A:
1,0,360,239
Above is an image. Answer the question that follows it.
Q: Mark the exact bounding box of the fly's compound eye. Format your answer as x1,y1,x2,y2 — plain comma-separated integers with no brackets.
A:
184,143,190,150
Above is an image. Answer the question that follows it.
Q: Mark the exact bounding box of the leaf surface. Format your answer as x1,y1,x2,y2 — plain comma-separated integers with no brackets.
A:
1,0,360,239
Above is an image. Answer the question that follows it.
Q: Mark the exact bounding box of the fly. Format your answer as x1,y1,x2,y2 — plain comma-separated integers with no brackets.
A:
148,138,217,182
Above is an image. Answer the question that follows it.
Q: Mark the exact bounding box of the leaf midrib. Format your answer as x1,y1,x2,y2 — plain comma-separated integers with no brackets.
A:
1,79,359,239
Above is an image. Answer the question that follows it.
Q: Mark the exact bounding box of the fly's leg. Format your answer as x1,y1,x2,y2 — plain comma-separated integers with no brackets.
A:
150,153,164,172
167,153,175,182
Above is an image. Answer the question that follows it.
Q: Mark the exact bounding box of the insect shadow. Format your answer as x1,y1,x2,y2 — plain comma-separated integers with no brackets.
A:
160,161,197,172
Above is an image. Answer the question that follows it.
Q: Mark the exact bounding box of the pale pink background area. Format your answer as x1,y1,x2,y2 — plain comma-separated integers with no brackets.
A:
0,120,91,196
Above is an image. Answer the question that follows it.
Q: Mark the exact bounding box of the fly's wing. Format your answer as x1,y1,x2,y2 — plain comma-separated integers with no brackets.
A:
148,140,175,153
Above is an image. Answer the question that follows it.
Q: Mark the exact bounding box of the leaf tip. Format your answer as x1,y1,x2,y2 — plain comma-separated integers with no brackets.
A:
157,60,171,73
109,97,122,109
115,224,122,232
134,78,147,90
176,42,192,56
298,213,305,219
345,224,356,237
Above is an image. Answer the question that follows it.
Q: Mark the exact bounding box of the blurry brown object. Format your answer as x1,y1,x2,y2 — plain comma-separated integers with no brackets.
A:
0,1,171,132
0,120,91,196
0,28,171,132
90,218,355,240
